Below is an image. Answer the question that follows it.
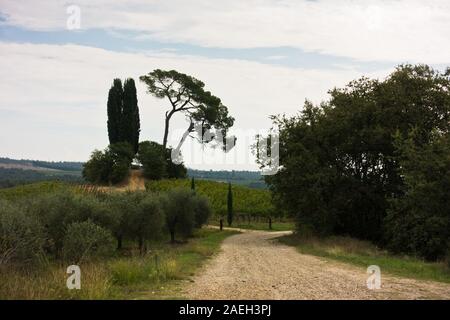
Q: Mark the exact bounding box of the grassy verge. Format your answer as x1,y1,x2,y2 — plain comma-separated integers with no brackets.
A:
210,220,294,232
0,229,237,300
279,233,450,283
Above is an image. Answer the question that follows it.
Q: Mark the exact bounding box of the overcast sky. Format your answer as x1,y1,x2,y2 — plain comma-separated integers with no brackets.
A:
1,0,449,170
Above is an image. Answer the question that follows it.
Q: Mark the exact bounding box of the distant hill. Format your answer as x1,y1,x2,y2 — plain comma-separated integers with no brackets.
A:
0,157,266,189
0,157,83,172
187,169,267,189
0,157,83,188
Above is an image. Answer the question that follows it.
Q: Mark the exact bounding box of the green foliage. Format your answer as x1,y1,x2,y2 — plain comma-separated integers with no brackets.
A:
27,191,110,256
160,189,196,242
137,141,167,180
82,142,133,185
227,183,233,226
385,130,450,260
137,140,187,180
265,64,450,260
139,69,234,150
146,179,273,216
107,78,123,145
0,200,45,265
63,220,115,263
122,78,140,154
107,78,140,153
193,195,212,228
133,193,165,252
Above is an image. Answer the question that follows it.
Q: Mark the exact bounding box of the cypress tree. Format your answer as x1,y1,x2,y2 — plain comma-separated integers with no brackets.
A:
227,182,233,226
107,79,123,144
122,78,140,154
191,177,196,193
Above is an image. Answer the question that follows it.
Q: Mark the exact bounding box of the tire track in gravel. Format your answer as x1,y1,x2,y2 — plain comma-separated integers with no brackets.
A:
184,229,450,300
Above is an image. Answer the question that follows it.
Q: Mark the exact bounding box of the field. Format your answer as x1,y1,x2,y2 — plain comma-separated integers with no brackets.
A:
0,181,70,200
0,228,237,299
146,179,274,216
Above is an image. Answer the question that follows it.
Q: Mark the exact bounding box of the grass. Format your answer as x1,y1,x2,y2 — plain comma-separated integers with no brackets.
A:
0,228,237,300
279,233,450,283
0,181,70,201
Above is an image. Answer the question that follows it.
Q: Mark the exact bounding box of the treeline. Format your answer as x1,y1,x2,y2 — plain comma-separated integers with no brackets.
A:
0,157,83,172
187,169,267,189
0,187,211,266
265,65,450,261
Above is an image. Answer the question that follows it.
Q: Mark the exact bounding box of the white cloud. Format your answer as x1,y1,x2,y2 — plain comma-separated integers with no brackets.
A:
0,42,391,168
1,0,450,63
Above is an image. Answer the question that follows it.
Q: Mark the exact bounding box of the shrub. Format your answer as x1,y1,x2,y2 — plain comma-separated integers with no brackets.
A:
132,193,165,252
137,141,167,180
83,142,134,184
63,220,115,263
161,189,195,242
104,192,136,250
193,195,212,228
27,191,110,256
137,140,187,179
0,200,45,265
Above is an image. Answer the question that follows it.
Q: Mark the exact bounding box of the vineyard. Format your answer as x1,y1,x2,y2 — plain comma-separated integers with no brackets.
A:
145,179,274,217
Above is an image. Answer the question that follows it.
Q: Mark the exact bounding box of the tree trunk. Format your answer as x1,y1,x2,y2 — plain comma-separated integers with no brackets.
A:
170,230,175,243
117,235,122,250
138,236,144,254
163,111,175,150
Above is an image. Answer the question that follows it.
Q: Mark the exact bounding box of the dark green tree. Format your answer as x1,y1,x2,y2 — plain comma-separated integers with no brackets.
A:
263,64,450,251
107,79,123,145
385,129,450,260
82,142,134,185
122,78,140,154
106,78,140,154
191,177,196,193
137,141,167,180
227,183,233,226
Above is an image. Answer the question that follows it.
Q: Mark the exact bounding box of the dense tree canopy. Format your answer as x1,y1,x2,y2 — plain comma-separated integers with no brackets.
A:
264,65,450,260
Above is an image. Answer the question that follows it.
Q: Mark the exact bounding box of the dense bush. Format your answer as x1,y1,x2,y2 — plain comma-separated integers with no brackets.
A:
63,220,115,263
26,191,110,256
385,131,450,260
0,200,45,265
82,142,134,184
137,140,187,179
0,182,214,265
137,141,167,180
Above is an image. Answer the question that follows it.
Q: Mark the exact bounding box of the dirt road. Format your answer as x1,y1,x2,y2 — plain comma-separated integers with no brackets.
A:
184,229,450,300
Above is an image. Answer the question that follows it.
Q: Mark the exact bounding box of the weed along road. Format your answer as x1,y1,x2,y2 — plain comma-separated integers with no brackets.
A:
184,228,450,300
